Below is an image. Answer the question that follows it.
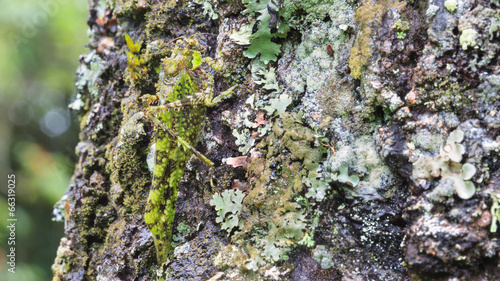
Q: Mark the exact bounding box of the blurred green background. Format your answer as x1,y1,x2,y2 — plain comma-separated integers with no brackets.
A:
0,0,88,280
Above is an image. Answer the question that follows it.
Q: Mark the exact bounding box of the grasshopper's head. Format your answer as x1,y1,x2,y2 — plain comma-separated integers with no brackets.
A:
162,36,205,76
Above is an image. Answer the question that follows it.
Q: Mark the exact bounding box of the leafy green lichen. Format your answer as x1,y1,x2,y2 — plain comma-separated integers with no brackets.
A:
254,66,280,92
74,50,106,97
305,168,330,201
266,93,292,115
312,245,334,269
222,113,325,272
324,135,393,201
332,165,360,187
192,0,219,20
230,0,289,64
210,189,245,233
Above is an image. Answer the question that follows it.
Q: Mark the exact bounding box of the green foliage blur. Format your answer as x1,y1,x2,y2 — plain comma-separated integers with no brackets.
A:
0,0,88,280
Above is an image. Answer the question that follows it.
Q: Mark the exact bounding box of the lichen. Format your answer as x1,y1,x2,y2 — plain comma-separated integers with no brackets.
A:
460,28,478,50
233,0,354,64
281,0,347,24
349,0,405,79
325,135,395,201
412,129,477,200
254,66,280,93
426,4,440,19
229,59,292,154
285,20,348,93
312,245,334,270
192,0,218,20
444,0,458,13
219,113,325,273
74,50,107,97
210,189,245,233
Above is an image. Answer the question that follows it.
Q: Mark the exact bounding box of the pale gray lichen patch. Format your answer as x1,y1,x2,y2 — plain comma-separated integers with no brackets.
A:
444,0,458,13
117,111,145,148
413,129,445,153
412,129,477,200
312,245,334,269
282,21,344,94
281,0,353,25
325,135,395,200
74,50,107,97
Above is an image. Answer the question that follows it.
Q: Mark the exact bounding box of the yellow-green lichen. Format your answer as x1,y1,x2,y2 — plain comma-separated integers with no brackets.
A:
444,0,458,13
349,0,405,79
460,28,478,50
221,113,326,272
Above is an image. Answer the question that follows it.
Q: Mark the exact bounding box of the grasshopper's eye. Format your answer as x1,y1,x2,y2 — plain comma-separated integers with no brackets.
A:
188,38,197,47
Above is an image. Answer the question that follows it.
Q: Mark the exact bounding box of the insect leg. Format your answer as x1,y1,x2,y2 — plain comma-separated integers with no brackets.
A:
206,85,239,106
146,112,214,167
141,94,159,105
147,83,237,110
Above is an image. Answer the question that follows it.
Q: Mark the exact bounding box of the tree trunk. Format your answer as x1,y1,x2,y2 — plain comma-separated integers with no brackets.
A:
52,0,500,280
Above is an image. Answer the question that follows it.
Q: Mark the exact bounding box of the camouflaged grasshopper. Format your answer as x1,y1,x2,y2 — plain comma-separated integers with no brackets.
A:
131,35,238,263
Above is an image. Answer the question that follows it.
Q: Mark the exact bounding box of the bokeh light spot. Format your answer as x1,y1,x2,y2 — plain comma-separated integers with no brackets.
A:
40,108,70,137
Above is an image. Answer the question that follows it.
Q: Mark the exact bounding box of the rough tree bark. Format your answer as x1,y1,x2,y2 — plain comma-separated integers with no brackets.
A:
52,0,500,280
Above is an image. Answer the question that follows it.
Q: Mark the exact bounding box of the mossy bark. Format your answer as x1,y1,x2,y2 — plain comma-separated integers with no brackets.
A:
52,0,500,280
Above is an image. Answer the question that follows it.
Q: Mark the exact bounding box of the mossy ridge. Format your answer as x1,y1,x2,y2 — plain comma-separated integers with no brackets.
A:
223,112,327,272
349,0,405,79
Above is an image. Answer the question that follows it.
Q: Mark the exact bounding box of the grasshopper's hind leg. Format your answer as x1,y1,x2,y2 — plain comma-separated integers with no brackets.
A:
146,113,214,167
144,84,239,166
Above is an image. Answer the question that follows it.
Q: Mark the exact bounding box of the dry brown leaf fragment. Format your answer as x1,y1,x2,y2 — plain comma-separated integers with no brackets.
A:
250,132,260,138
225,156,249,168
232,180,250,192
251,111,269,128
